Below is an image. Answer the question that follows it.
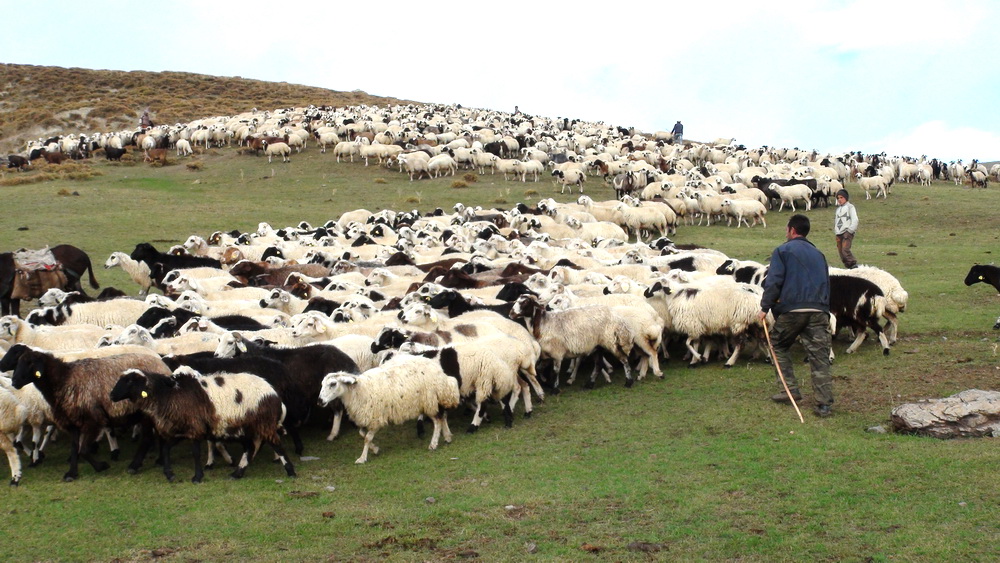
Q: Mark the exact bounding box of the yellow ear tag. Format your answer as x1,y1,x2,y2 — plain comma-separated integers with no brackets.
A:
141,391,148,398
34,371,41,378
237,342,247,353
318,324,327,332
430,312,438,323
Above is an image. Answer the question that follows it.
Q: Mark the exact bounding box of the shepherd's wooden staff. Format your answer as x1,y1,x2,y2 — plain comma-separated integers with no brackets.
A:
763,319,805,424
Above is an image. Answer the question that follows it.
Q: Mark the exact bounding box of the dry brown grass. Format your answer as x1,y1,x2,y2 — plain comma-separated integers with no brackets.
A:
0,63,418,154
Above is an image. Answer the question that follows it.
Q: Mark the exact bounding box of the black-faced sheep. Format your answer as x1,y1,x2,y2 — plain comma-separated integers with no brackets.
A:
965,264,1000,294
829,275,891,356
8,349,170,481
161,352,312,457
110,366,295,482
214,331,360,436
319,354,460,464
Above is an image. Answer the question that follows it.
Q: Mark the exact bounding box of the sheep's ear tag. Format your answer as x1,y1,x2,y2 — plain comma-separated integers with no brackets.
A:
34,371,41,379
980,276,985,281
141,391,149,398
237,342,247,352
318,324,327,332
430,312,438,323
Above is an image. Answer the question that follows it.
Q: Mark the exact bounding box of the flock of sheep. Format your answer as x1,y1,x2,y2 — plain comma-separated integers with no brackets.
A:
0,101,932,487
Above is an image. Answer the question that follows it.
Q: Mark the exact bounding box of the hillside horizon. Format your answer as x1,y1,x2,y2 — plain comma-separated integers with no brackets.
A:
0,63,417,154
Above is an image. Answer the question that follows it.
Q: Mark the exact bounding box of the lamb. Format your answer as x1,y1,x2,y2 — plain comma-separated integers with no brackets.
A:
720,198,767,228
774,183,813,212
7,348,170,481
318,354,460,464
105,252,155,297
965,264,1000,294
262,141,291,163
175,139,193,157
110,366,295,482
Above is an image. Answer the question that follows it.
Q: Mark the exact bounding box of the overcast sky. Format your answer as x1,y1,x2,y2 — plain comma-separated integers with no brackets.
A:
4,0,998,162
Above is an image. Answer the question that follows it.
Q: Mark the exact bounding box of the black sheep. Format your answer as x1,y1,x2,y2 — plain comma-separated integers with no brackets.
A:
965,264,1000,294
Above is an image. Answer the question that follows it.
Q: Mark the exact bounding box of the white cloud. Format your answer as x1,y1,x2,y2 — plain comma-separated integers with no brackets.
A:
858,121,1000,162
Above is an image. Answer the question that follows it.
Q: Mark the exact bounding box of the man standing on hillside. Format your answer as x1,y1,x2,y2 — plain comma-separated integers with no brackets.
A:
834,189,859,269
140,110,154,129
757,214,834,418
671,120,683,144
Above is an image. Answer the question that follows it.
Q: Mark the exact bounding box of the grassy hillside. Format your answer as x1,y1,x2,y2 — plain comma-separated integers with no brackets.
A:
0,132,998,560
0,63,417,154
1,65,999,561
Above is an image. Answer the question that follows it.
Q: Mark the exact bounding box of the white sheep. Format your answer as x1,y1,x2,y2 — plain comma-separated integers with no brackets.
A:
612,201,667,241
111,324,221,356
427,153,458,177
720,198,767,228
318,354,460,464
397,152,431,181
553,168,586,193
333,141,359,163
513,158,545,182
470,149,499,175
508,295,641,389
105,252,154,297
175,139,193,157
0,373,52,472
263,141,291,163
774,183,813,212
0,315,114,351
647,277,763,367
0,383,26,485
399,339,528,432
856,174,890,199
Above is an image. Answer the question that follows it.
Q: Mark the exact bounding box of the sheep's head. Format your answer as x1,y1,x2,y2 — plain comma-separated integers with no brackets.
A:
110,369,154,403
319,372,357,406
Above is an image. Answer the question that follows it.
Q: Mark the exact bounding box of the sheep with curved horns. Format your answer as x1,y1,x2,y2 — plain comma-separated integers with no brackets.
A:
319,354,460,464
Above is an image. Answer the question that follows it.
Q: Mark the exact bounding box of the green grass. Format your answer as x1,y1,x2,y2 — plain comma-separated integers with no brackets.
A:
2,147,1000,562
